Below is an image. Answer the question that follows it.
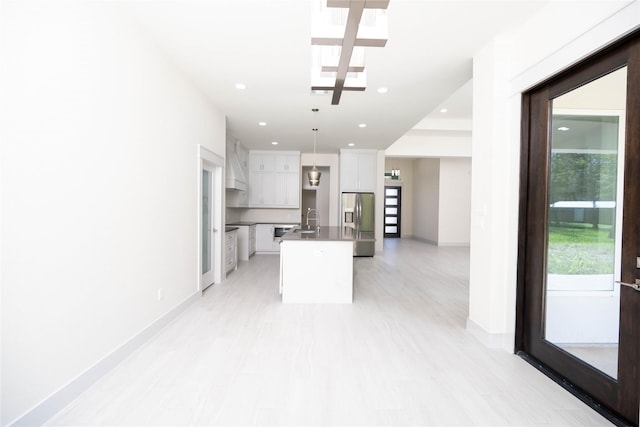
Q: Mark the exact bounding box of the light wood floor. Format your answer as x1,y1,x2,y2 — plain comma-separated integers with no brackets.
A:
47,239,612,426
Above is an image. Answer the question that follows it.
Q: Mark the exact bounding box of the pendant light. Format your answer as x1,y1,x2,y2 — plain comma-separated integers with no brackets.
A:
308,108,321,187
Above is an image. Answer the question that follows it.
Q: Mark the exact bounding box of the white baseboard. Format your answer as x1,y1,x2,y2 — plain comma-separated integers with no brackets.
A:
410,236,469,247
9,292,201,427
411,236,438,245
466,318,514,352
437,242,470,247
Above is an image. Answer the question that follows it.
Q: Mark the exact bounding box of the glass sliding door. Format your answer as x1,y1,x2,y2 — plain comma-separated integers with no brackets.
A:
517,34,640,425
546,86,626,378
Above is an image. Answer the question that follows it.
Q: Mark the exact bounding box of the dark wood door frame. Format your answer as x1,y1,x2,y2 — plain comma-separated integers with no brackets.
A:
516,30,640,426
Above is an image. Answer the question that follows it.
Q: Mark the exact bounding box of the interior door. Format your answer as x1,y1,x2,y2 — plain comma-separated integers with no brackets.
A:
517,33,640,425
201,167,216,289
384,186,401,238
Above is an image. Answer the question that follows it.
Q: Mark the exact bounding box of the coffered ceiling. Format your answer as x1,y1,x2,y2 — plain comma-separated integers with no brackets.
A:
125,1,550,153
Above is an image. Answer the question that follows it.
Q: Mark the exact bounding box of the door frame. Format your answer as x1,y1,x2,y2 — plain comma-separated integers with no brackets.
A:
198,145,224,292
516,31,640,425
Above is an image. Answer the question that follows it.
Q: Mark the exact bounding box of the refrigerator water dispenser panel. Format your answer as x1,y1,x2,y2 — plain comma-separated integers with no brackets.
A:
344,210,354,223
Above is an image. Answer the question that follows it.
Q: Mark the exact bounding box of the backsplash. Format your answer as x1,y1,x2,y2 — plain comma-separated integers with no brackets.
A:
240,208,301,224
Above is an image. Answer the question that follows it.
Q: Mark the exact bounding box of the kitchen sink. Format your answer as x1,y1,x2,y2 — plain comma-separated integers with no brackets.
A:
293,228,317,234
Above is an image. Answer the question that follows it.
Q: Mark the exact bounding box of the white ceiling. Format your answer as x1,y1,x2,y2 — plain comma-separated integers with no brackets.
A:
125,0,549,153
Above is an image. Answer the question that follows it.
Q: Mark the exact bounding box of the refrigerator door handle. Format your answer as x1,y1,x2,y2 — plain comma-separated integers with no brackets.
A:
354,196,357,227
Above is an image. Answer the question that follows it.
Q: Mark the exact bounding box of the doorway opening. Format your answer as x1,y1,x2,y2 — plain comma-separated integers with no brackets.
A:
301,165,330,227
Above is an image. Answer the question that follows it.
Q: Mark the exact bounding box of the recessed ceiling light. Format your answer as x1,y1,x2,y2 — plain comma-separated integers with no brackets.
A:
348,143,355,147
558,126,570,131
271,141,278,145
235,83,246,90
440,108,448,113
358,123,367,128
377,87,388,94
258,121,267,126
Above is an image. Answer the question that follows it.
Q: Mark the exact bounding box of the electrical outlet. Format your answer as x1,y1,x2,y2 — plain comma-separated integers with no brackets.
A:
157,288,164,301
637,257,640,269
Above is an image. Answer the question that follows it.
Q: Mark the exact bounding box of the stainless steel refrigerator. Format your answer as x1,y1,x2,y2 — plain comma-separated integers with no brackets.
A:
341,192,375,256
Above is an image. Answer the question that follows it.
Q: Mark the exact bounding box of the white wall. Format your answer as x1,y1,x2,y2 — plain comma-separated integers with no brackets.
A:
385,131,471,158
438,158,472,245
0,3,226,425
225,203,243,223
375,150,385,253
467,1,640,349
412,159,440,243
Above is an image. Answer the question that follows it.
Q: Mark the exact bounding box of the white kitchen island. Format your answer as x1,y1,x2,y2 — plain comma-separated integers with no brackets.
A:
279,226,374,304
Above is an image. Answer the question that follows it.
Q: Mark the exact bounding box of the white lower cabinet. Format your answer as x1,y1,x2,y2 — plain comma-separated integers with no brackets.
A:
236,224,256,261
256,224,280,253
225,230,238,274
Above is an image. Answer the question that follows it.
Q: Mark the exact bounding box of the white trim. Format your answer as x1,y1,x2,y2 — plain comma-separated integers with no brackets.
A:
510,2,640,94
9,292,201,427
411,236,437,246
466,318,514,351
410,236,470,247
197,145,224,291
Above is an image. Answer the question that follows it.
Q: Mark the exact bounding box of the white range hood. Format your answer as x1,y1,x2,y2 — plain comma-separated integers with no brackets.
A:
226,142,247,191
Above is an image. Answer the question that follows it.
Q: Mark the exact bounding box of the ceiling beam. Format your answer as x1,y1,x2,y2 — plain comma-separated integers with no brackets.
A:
321,65,365,73
331,0,365,105
311,36,387,48
327,0,389,9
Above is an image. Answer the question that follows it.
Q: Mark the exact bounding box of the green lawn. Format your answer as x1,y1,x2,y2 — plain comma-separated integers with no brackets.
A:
547,224,615,274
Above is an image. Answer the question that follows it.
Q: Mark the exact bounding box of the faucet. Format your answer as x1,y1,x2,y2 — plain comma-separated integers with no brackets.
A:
306,208,320,231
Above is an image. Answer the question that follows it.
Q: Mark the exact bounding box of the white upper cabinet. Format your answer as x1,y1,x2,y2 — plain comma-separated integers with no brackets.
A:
250,152,275,172
274,172,300,207
249,171,276,206
274,154,299,172
249,151,300,208
340,149,377,192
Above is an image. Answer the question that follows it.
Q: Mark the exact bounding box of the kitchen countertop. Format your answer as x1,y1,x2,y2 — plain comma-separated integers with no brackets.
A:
227,222,300,226
280,226,375,242
225,226,239,232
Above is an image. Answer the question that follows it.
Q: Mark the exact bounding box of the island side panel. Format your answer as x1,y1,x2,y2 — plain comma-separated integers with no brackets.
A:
280,240,353,303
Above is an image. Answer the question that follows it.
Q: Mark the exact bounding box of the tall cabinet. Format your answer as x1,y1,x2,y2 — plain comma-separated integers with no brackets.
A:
249,151,300,208
340,149,377,192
